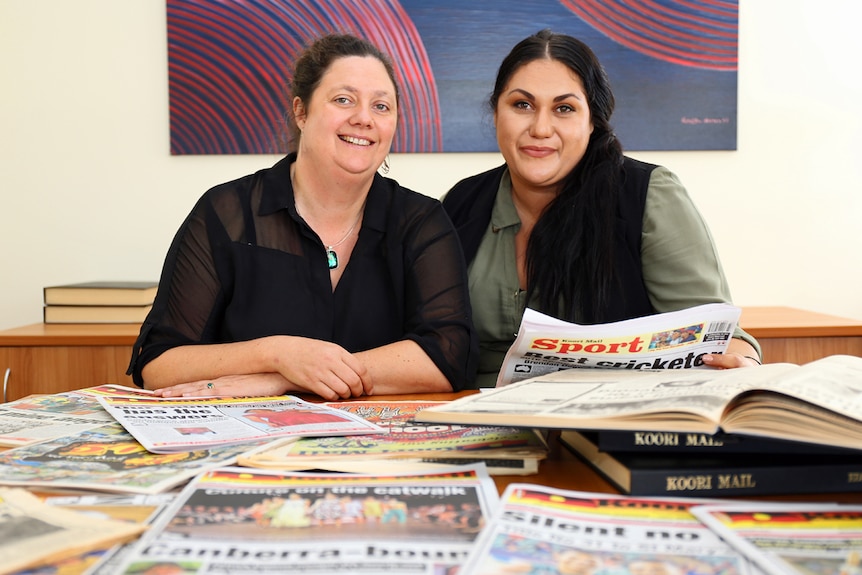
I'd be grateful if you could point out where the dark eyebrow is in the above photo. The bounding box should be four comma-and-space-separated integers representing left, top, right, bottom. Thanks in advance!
507, 88, 583, 102
333, 85, 394, 100
555, 93, 583, 103
507, 88, 535, 100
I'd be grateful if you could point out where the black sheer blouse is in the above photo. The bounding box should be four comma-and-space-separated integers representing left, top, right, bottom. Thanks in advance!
128, 154, 478, 391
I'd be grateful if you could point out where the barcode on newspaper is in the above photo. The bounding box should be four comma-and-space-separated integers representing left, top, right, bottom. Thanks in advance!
707, 321, 733, 334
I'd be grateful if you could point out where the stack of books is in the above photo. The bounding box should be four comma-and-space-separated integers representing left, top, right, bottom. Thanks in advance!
42, 281, 158, 324
559, 429, 862, 498
415, 354, 862, 497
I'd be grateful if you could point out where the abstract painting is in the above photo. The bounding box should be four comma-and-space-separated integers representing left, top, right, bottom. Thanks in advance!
167, 0, 738, 154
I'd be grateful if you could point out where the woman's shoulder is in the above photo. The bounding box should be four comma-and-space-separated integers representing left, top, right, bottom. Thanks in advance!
199, 156, 291, 211
622, 157, 689, 200
368, 175, 453, 236
621, 155, 661, 178
374, 173, 441, 209
622, 156, 681, 183
439, 164, 507, 226
445, 164, 507, 198
203, 172, 257, 198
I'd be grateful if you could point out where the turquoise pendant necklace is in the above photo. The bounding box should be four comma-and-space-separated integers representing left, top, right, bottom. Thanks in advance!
326, 248, 339, 269
323, 211, 362, 270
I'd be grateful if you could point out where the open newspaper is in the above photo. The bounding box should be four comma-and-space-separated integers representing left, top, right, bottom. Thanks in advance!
497, 303, 740, 386
458, 483, 758, 575
692, 502, 862, 575
96, 394, 385, 453
113, 464, 500, 575
417, 354, 862, 450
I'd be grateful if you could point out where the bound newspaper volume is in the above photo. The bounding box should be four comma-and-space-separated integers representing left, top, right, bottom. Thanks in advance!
560, 429, 862, 497
417, 354, 862, 450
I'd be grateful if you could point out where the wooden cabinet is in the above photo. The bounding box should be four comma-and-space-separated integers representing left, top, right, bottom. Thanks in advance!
0, 323, 140, 402
739, 306, 862, 365
1, 307, 859, 402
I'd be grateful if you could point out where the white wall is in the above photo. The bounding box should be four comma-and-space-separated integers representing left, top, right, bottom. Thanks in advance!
1, 0, 860, 331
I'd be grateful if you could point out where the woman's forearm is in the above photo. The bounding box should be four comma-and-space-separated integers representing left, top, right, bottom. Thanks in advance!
355, 340, 452, 395
141, 338, 276, 390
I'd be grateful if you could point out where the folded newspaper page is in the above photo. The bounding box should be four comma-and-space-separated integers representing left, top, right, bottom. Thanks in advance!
40, 493, 176, 575
0, 487, 147, 575
0, 391, 113, 447
96, 395, 386, 453
458, 483, 758, 575
0, 422, 269, 494
692, 502, 862, 575
497, 302, 740, 386
113, 464, 500, 575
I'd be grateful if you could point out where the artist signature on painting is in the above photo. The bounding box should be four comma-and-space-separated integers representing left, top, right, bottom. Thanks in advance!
681, 117, 730, 125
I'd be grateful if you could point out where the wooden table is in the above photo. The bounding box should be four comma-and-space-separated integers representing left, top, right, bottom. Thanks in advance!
739, 306, 862, 364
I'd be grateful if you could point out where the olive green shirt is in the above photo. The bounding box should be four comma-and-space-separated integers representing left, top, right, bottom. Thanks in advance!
467, 167, 760, 387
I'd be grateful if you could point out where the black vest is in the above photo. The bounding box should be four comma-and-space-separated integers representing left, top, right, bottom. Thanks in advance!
443, 157, 657, 324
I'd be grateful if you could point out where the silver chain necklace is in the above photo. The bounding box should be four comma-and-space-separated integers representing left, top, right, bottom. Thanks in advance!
295, 202, 363, 270
322, 211, 362, 270
292, 165, 364, 270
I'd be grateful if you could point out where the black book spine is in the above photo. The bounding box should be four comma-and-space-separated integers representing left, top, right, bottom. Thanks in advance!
596, 430, 859, 455
626, 461, 862, 497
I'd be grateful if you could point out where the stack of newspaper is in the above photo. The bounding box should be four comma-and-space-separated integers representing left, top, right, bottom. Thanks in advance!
238, 400, 549, 475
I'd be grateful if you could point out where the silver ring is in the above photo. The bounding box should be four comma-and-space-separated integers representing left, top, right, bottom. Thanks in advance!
206, 382, 214, 389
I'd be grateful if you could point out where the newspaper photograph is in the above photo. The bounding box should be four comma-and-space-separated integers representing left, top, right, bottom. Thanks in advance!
692, 502, 862, 575
459, 483, 758, 575
114, 464, 500, 575
96, 395, 386, 453
497, 303, 740, 386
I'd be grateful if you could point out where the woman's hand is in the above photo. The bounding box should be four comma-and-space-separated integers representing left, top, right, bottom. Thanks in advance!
701, 353, 761, 369
153, 373, 292, 398
266, 336, 372, 399
701, 338, 762, 369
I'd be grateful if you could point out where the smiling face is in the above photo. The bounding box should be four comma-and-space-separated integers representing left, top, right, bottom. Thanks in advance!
494, 58, 593, 195
293, 55, 397, 179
